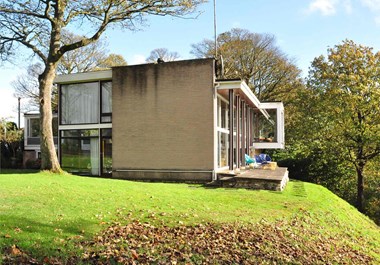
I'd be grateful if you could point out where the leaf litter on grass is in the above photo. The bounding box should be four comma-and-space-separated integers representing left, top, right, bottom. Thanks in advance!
76, 212, 373, 265
1, 212, 375, 264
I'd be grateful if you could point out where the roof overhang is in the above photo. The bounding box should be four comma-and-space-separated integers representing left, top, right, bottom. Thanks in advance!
215, 80, 279, 118
54, 70, 112, 84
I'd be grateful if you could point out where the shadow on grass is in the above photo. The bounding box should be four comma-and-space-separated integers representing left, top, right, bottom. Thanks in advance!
0, 215, 97, 259
0, 169, 40, 175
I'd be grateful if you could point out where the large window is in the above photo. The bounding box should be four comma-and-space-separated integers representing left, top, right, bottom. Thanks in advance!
60, 129, 99, 175
61, 82, 99, 124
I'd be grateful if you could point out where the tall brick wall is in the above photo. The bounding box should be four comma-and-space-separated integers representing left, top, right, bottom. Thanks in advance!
112, 59, 215, 182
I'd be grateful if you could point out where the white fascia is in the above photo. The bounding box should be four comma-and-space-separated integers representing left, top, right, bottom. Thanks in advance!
215, 80, 268, 117
54, 70, 112, 84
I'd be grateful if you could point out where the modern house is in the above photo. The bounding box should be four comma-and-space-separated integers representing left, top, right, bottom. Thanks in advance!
54, 58, 284, 182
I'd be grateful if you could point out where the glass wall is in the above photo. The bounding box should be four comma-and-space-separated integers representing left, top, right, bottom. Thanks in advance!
59, 80, 113, 176
60, 129, 99, 175
61, 82, 99, 124
217, 97, 229, 168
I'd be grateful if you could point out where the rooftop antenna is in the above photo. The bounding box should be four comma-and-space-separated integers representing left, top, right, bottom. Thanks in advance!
213, 0, 217, 57
213, 0, 224, 79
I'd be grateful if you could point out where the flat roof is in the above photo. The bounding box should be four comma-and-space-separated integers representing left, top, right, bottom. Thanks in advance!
215, 80, 283, 118
54, 70, 112, 84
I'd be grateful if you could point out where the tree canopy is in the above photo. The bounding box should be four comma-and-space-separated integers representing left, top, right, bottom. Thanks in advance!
58, 31, 127, 74
305, 40, 380, 212
146, 48, 180, 63
191, 28, 303, 101
0, 0, 205, 171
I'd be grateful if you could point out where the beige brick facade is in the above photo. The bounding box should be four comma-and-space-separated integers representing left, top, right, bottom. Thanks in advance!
112, 59, 215, 182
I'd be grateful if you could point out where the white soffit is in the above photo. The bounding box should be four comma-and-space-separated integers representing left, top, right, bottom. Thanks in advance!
54, 70, 112, 84
216, 80, 261, 108
216, 80, 271, 117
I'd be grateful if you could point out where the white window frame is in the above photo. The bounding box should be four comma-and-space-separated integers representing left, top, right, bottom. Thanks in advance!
252, 102, 285, 149
216, 95, 230, 169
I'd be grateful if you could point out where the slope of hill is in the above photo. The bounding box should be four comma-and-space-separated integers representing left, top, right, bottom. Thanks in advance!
0, 171, 379, 264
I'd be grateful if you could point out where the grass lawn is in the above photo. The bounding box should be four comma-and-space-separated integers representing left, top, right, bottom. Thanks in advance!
0, 170, 379, 263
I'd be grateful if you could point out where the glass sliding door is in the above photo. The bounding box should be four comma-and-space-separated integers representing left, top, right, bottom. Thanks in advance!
60, 129, 100, 175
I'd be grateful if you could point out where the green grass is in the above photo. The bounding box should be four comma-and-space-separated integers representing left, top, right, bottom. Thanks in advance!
0, 170, 379, 263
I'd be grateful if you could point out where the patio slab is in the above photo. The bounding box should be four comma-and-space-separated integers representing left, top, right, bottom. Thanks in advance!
217, 167, 289, 191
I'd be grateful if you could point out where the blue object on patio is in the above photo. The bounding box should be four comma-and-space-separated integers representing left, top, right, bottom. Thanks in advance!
245, 154, 255, 165
254, 154, 271, 164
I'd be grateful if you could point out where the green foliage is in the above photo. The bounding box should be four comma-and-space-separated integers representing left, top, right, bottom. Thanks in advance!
306, 40, 380, 211
364, 159, 380, 224
0, 172, 379, 263
0, 119, 23, 168
307, 40, 380, 165
278, 39, 380, 221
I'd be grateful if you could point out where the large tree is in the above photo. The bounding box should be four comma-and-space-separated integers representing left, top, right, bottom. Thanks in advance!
58, 31, 127, 74
306, 40, 380, 212
0, 0, 204, 172
191, 28, 303, 101
146, 48, 180, 63
13, 34, 127, 111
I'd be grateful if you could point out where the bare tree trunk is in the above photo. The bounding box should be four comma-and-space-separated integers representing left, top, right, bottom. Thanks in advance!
356, 164, 365, 213
39, 63, 62, 173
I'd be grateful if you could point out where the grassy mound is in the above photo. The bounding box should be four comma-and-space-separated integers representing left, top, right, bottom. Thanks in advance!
0, 171, 379, 264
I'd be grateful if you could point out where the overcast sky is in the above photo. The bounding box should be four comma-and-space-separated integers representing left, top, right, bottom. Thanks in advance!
1, 0, 380, 125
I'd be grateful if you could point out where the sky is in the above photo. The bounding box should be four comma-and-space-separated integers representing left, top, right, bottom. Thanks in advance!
1, 0, 380, 126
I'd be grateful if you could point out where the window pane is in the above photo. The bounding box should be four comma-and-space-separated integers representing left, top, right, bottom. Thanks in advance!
218, 132, 229, 168
101, 129, 112, 175
61, 137, 99, 176
29, 118, 40, 137
101, 128, 112, 137
101, 115, 112, 123
253, 109, 277, 143
217, 98, 229, 129
61, 82, 99, 124
101, 82, 112, 114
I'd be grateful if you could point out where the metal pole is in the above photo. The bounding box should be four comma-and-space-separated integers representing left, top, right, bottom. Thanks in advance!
213, 0, 217, 57
18, 97, 21, 129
